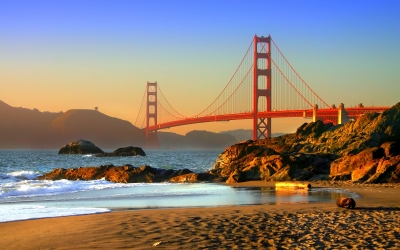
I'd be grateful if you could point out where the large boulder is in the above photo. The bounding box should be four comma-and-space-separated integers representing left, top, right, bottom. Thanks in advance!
58, 140, 104, 154
336, 198, 356, 209
95, 146, 146, 157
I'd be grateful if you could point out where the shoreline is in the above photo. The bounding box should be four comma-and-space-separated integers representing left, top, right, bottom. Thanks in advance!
1, 181, 400, 249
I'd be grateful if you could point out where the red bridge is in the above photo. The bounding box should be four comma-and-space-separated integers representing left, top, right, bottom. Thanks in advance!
135, 35, 389, 147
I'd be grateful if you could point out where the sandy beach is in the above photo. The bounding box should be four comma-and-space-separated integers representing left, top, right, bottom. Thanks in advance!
1, 181, 400, 250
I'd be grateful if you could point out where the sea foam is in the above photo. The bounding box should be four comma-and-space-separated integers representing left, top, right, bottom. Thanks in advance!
0, 178, 170, 199
0, 204, 110, 222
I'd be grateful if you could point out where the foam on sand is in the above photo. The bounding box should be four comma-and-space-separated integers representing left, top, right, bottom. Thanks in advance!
0, 204, 110, 222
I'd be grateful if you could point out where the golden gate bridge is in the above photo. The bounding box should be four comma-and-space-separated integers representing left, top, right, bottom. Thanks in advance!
135, 35, 389, 147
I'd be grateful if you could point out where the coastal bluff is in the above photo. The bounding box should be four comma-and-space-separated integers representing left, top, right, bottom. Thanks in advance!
210, 102, 400, 184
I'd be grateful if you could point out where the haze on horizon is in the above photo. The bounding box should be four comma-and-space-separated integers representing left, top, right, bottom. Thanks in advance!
1, 0, 399, 135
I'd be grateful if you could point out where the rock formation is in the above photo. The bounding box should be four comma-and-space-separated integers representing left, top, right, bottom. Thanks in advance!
36, 164, 194, 183
336, 198, 356, 209
95, 146, 146, 157
43, 103, 400, 184
210, 103, 400, 183
58, 140, 104, 154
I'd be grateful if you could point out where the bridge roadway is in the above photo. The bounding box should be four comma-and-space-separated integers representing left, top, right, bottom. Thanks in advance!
147, 106, 390, 131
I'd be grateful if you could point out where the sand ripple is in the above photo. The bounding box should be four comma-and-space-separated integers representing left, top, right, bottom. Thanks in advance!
112, 208, 400, 249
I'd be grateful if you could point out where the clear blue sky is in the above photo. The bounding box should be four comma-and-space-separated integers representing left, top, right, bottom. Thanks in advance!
1, 0, 399, 134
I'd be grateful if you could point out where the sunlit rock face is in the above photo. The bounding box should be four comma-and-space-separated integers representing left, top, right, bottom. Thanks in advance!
210, 103, 400, 183
36, 165, 195, 183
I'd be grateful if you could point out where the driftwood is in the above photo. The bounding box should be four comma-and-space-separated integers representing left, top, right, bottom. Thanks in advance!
275, 182, 311, 189
336, 198, 356, 209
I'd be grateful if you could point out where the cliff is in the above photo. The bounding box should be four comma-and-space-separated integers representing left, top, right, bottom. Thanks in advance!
210, 102, 400, 183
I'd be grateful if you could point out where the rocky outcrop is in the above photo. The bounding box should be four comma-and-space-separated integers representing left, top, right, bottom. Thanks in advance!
209, 140, 334, 183
58, 140, 104, 154
169, 172, 215, 183
36, 164, 196, 183
330, 141, 400, 183
210, 103, 400, 183
95, 146, 146, 157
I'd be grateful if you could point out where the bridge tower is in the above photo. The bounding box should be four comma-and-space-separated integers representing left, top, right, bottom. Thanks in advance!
146, 82, 159, 148
253, 35, 272, 140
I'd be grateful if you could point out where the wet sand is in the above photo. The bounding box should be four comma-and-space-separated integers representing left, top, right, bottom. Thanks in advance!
1, 181, 400, 249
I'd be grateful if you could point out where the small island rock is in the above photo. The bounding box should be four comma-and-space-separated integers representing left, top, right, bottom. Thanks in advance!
58, 140, 104, 154
96, 146, 146, 157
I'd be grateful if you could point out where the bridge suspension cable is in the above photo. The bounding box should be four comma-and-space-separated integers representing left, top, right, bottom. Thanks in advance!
270, 37, 331, 109
135, 35, 333, 131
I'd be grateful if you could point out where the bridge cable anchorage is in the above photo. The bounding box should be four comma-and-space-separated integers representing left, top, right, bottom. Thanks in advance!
270, 37, 330, 109
192, 39, 255, 117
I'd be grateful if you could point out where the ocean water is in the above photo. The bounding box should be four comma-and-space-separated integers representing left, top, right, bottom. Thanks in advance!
0, 149, 358, 222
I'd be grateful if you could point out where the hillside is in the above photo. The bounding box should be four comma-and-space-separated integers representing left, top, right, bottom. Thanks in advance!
0, 100, 245, 149
220, 129, 286, 141
51, 109, 145, 149
0, 101, 145, 149
158, 130, 237, 149
0, 101, 60, 148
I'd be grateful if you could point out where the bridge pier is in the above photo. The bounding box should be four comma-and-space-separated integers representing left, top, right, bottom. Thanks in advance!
253, 35, 272, 140
312, 104, 318, 122
338, 103, 349, 125
146, 82, 159, 148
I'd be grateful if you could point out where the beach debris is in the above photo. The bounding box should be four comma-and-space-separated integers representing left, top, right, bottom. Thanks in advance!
336, 197, 356, 209
152, 241, 162, 246
275, 182, 311, 189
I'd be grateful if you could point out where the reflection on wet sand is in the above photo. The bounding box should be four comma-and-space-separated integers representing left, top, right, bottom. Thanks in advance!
275, 187, 310, 204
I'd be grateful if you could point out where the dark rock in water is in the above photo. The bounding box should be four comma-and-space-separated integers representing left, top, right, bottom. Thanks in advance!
336, 198, 356, 209
35, 164, 205, 183
58, 140, 104, 154
96, 146, 146, 157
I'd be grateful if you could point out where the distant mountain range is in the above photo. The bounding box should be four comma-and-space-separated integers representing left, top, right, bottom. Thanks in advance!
0, 100, 287, 149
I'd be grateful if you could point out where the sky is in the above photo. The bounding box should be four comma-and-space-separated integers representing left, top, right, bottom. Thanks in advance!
1, 0, 399, 135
